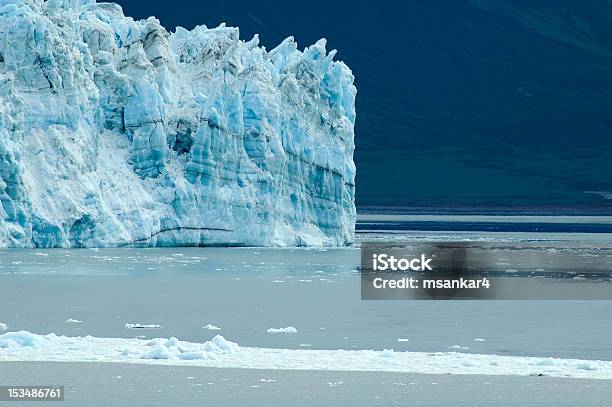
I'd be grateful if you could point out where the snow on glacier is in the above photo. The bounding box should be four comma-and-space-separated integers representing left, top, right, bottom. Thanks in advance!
0, 0, 356, 247
2, 330, 612, 379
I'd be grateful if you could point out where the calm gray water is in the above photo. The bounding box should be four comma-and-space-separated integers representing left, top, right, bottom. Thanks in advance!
1, 245, 612, 359
2, 226, 612, 406
1, 362, 610, 407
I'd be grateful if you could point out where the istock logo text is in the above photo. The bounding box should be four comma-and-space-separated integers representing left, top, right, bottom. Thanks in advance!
372, 253, 433, 272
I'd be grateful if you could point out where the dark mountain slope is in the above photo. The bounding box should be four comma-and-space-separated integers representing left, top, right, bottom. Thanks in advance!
115, 0, 612, 209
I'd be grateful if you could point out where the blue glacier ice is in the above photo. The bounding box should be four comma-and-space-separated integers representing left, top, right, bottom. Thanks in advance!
0, 0, 356, 247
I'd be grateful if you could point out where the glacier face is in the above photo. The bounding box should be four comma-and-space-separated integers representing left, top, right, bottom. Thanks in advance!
0, 0, 356, 247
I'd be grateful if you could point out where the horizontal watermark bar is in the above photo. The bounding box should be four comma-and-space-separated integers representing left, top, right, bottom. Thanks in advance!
361, 242, 612, 300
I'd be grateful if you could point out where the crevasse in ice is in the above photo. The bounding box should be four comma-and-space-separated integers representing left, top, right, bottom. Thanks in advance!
0, 0, 356, 247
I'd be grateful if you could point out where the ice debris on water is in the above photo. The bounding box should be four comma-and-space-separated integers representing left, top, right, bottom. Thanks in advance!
125, 323, 163, 329
65, 319, 83, 324
266, 327, 298, 334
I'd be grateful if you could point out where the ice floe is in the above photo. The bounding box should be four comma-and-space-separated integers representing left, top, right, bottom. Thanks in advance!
266, 327, 298, 334
125, 323, 163, 329
65, 319, 83, 324
1, 331, 612, 379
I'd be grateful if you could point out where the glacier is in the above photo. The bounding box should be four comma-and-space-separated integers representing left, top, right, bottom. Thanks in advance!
0, 0, 356, 247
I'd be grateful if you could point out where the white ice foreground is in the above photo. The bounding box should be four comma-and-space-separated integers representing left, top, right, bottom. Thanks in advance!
1, 331, 611, 379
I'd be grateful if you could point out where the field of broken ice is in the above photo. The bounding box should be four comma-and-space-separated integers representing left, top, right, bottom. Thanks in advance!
2, 330, 612, 379
1, 228, 612, 379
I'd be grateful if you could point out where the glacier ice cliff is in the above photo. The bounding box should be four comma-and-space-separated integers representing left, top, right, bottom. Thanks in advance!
0, 0, 356, 247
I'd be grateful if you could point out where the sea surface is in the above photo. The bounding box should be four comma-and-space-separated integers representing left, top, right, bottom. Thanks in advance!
1, 215, 612, 405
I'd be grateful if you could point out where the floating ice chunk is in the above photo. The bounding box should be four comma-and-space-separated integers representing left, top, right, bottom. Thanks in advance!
125, 323, 163, 329
65, 319, 83, 324
266, 327, 298, 334
576, 362, 598, 371
203, 324, 221, 330
473, 338, 486, 342
140, 335, 237, 360
178, 352, 207, 360
0, 323, 7, 332
0, 331, 50, 349
448, 345, 470, 350
536, 358, 556, 366
327, 381, 344, 387
165, 337, 180, 347
397, 338, 410, 342
205, 335, 240, 353
144, 344, 171, 360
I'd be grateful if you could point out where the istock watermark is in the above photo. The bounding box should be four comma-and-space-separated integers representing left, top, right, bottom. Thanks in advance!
371, 253, 433, 271
360, 242, 612, 300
